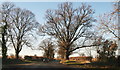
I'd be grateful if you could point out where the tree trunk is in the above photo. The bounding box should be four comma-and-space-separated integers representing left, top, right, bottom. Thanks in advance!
65, 50, 70, 60
2, 33, 7, 60
15, 51, 19, 59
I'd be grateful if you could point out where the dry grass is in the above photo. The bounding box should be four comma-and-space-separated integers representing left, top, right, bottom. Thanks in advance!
60, 60, 120, 70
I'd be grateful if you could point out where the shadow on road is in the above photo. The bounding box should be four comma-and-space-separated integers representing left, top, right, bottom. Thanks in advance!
2, 68, 120, 70
2, 68, 88, 70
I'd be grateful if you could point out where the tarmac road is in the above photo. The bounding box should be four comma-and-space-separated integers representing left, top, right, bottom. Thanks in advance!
2, 61, 88, 70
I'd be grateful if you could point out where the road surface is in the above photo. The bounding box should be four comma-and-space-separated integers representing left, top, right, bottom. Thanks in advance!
2, 61, 87, 70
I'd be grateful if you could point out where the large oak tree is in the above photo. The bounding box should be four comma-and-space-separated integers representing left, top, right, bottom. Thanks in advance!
40, 2, 96, 60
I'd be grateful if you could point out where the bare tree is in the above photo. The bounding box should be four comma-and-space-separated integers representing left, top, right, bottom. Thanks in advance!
40, 2, 96, 60
91, 35, 118, 61
39, 38, 55, 59
97, 3, 119, 40
0, 2, 15, 60
97, 40, 118, 62
8, 7, 38, 59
